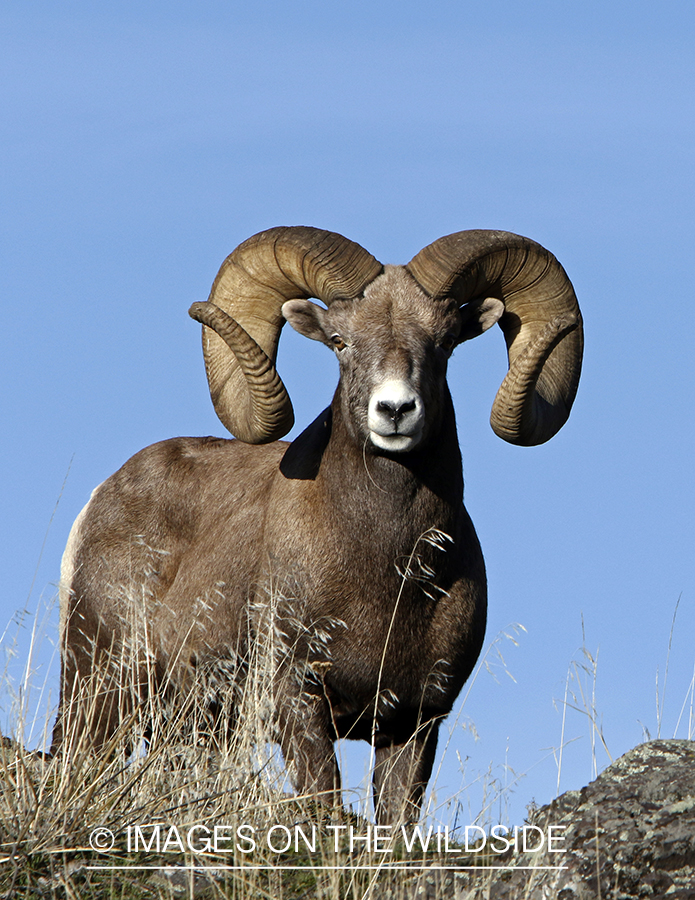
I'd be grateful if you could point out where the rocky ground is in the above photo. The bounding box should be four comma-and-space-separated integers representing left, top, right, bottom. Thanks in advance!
484, 738, 695, 899
386, 739, 695, 899
3, 737, 693, 898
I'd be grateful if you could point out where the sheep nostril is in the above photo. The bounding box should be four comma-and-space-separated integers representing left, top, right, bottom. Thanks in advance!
377, 399, 416, 425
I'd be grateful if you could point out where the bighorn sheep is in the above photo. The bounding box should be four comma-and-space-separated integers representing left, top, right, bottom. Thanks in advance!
52, 226, 582, 824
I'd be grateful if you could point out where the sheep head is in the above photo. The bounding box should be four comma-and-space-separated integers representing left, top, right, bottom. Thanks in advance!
189, 226, 583, 449
282, 266, 502, 453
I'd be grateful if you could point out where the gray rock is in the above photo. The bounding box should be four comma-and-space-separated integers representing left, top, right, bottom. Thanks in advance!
472, 739, 695, 899
382, 739, 695, 900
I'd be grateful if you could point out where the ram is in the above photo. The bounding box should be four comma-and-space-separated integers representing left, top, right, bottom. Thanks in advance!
52, 226, 582, 824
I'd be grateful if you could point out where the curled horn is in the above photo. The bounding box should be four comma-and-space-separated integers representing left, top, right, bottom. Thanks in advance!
407, 230, 583, 446
189, 226, 383, 443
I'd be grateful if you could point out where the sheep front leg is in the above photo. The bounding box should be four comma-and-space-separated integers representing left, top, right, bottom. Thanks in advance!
372, 720, 440, 826
277, 691, 341, 809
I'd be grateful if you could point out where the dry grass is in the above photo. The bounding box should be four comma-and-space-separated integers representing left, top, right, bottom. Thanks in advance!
13, 537, 693, 897
0, 565, 513, 900
5, 578, 693, 900
552, 605, 695, 798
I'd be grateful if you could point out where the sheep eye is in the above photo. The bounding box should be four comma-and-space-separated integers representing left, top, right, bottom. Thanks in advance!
440, 333, 456, 353
331, 334, 347, 351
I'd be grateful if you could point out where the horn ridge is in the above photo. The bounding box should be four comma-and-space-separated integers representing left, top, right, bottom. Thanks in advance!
196, 227, 382, 443
407, 229, 583, 446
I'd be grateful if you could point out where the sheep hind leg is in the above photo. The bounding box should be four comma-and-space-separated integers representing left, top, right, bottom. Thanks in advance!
50, 648, 125, 758
50, 627, 150, 760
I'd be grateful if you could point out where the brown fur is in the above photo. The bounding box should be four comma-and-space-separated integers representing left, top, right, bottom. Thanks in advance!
53, 267, 490, 825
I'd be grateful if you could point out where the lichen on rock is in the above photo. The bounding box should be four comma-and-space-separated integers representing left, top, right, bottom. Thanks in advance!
472, 739, 695, 899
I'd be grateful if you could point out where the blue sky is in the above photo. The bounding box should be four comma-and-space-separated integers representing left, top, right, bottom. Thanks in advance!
2, 0, 694, 826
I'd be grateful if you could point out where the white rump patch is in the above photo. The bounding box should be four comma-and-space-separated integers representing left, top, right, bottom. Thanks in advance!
59, 482, 104, 642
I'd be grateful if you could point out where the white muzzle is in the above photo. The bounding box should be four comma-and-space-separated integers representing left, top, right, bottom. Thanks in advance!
367, 380, 425, 452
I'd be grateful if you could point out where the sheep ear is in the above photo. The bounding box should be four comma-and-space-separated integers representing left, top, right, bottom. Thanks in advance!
282, 299, 330, 345
458, 296, 504, 343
